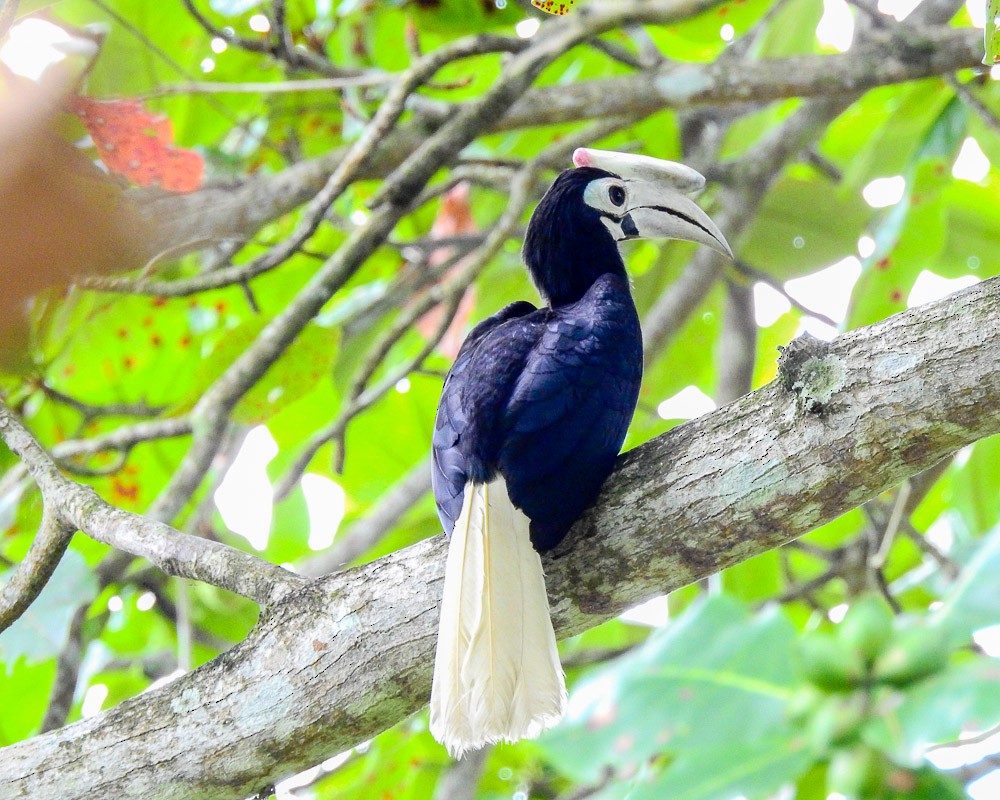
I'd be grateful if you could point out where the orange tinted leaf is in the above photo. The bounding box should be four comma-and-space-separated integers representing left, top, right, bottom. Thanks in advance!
532, 0, 576, 13
414, 182, 478, 358
71, 96, 204, 193
0, 81, 153, 368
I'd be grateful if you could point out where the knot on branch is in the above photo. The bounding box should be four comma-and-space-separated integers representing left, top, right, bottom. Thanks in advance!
777, 334, 846, 416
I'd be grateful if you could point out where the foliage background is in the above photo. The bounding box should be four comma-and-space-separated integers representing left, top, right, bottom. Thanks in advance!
0, 0, 999, 798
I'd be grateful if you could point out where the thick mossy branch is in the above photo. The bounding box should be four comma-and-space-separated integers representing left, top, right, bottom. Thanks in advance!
1, 277, 998, 800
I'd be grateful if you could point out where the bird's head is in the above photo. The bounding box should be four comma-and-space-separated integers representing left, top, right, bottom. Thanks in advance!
523, 148, 731, 307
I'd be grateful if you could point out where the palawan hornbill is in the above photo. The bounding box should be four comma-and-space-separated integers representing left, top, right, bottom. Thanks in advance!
429, 148, 732, 757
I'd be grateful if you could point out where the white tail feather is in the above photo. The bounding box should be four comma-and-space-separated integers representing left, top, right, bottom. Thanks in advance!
430, 478, 567, 758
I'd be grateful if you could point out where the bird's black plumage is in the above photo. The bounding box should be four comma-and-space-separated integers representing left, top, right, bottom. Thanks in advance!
431, 167, 642, 552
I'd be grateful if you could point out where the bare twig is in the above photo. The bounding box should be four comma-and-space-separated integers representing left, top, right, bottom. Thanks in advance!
38, 382, 165, 422
873, 481, 912, 569
139, 75, 396, 97
717, 278, 758, 404
181, 0, 363, 78
0, 402, 305, 606
949, 74, 1000, 136
0, 509, 75, 633
732, 259, 841, 329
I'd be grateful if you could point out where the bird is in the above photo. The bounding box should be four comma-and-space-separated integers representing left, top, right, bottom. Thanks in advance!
428, 147, 732, 758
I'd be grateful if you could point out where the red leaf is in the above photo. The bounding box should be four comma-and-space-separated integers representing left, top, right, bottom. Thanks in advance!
70, 96, 204, 193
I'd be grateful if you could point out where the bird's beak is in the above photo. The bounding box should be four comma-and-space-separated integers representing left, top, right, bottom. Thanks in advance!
620, 181, 733, 259
574, 147, 733, 259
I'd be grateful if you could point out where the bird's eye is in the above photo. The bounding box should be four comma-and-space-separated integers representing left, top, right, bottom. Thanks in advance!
608, 185, 626, 207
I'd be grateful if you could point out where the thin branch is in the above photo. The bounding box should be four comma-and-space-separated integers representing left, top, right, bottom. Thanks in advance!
139, 75, 396, 97
872, 481, 911, 569
0, 402, 306, 606
949, 74, 1000, 136
586, 36, 648, 70
181, 0, 362, 78
335, 287, 464, 471
717, 278, 758, 404
52, 417, 193, 459
180, 0, 270, 54
432, 746, 492, 800
927, 722, 1000, 752
903, 519, 960, 578
733, 259, 841, 329
0, 509, 75, 633
37, 382, 165, 422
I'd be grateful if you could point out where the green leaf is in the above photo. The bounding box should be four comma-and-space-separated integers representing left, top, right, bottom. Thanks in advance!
863, 658, 1000, 764
0, 657, 54, 745
936, 518, 1000, 641
833, 82, 954, 192
0, 549, 98, 666
751, 0, 823, 58
191, 320, 339, 425
631, 735, 814, 800
986, 0, 1000, 64
952, 437, 1000, 535
740, 175, 873, 279
309, 720, 446, 799
541, 595, 800, 785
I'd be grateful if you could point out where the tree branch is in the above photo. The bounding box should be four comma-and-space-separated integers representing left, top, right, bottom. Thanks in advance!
2, 275, 997, 800
146, 2, 711, 527
0, 405, 305, 607
0, 508, 74, 633
100, 21, 980, 278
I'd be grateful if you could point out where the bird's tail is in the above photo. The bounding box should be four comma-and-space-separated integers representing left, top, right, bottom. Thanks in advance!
430, 477, 567, 759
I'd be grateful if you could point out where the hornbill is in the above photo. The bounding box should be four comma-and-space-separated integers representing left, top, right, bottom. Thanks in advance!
429, 148, 732, 758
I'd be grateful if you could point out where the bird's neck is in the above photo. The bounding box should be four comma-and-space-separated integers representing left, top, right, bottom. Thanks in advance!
523, 212, 628, 308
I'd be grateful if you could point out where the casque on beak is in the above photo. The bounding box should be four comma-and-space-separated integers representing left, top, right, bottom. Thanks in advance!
574, 147, 733, 259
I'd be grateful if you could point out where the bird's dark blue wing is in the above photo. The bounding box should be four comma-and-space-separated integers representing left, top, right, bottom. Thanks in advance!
432, 274, 642, 551
431, 301, 538, 536
499, 274, 642, 550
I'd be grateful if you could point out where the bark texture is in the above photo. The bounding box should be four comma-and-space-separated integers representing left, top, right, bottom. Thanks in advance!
1, 276, 998, 799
